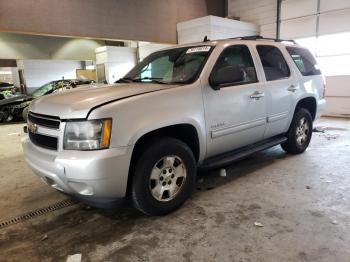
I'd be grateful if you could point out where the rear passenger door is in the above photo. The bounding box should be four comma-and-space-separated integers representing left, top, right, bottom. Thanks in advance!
255, 45, 297, 138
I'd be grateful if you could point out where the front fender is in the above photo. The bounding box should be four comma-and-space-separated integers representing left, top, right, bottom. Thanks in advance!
88, 83, 207, 162
129, 117, 206, 162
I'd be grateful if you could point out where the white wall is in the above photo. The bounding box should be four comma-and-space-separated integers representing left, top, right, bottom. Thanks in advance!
18, 60, 83, 92
177, 15, 258, 44
95, 46, 137, 84
280, 0, 350, 39
280, 0, 318, 39
228, 0, 350, 40
324, 76, 350, 117
0, 33, 105, 92
0, 32, 104, 60
228, 0, 277, 37
0, 67, 13, 83
11, 68, 20, 87
280, 0, 350, 116
138, 43, 173, 61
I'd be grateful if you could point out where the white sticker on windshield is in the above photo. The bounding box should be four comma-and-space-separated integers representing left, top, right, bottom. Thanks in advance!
186, 46, 211, 54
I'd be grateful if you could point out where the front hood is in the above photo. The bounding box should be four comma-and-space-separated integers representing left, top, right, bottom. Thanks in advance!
0, 95, 32, 106
30, 83, 177, 119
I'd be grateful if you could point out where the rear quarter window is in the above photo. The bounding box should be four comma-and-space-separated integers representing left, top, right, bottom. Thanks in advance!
286, 47, 321, 76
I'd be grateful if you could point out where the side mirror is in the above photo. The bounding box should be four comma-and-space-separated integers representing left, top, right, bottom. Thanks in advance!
209, 64, 244, 90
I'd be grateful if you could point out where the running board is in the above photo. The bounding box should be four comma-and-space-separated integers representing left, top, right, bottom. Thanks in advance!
200, 136, 287, 170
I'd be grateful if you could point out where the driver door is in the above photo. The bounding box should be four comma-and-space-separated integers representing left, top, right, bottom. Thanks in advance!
203, 44, 267, 158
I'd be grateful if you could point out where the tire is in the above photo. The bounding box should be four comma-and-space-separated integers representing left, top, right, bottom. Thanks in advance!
4, 113, 13, 123
131, 137, 197, 216
0, 110, 7, 123
281, 108, 313, 154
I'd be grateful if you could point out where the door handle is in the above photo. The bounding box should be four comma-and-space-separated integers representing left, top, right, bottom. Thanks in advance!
287, 85, 298, 92
250, 91, 265, 100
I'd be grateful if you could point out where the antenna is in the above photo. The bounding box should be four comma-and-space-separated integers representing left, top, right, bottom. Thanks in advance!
203, 36, 210, 42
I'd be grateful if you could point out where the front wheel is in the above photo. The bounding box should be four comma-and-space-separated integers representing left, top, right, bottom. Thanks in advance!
131, 138, 196, 216
0, 110, 8, 123
281, 108, 313, 154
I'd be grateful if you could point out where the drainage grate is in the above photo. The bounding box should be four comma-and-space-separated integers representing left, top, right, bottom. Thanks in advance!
0, 198, 79, 229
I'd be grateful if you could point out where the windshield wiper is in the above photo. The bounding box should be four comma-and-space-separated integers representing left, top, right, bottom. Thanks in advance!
133, 77, 169, 84
116, 77, 169, 84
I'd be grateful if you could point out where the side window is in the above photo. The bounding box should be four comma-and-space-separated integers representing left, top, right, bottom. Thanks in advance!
211, 45, 258, 86
256, 45, 290, 81
286, 47, 321, 76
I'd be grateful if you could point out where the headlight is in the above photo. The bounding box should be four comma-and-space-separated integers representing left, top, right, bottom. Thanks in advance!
63, 119, 112, 150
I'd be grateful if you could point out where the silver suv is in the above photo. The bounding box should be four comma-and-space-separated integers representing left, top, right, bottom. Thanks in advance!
22, 36, 326, 215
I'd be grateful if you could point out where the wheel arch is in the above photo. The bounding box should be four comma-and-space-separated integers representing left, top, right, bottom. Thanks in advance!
294, 96, 317, 120
126, 123, 201, 197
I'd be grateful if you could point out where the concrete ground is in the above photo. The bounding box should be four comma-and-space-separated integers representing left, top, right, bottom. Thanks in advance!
0, 117, 349, 262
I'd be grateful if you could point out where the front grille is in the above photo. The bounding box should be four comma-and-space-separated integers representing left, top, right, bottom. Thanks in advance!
29, 132, 58, 150
28, 112, 60, 129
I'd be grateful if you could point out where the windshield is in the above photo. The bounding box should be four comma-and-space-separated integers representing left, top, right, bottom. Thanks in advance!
31, 82, 55, 98
121, 46, 213, 84
31, 81, 69, 98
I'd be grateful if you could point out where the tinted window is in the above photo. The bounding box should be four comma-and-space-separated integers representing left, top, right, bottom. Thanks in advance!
211, 45, 257, 85
257, 45, 290, 81
286, 47, 321, 76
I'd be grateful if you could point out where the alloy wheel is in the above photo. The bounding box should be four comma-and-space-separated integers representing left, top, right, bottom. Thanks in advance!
296, 117, 310, 146
149, 155, 187, 202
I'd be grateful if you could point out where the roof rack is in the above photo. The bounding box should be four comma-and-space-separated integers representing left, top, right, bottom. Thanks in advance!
230, 35, 296, 44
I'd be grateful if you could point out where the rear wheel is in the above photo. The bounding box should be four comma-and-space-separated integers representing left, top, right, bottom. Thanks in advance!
131, 138, 196, 216
281, 108, 313, 154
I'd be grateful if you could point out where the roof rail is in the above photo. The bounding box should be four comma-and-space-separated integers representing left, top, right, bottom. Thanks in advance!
231, 35, 296, 44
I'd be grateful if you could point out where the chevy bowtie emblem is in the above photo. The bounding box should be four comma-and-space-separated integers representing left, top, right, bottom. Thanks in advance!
28, 122, 38, 134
